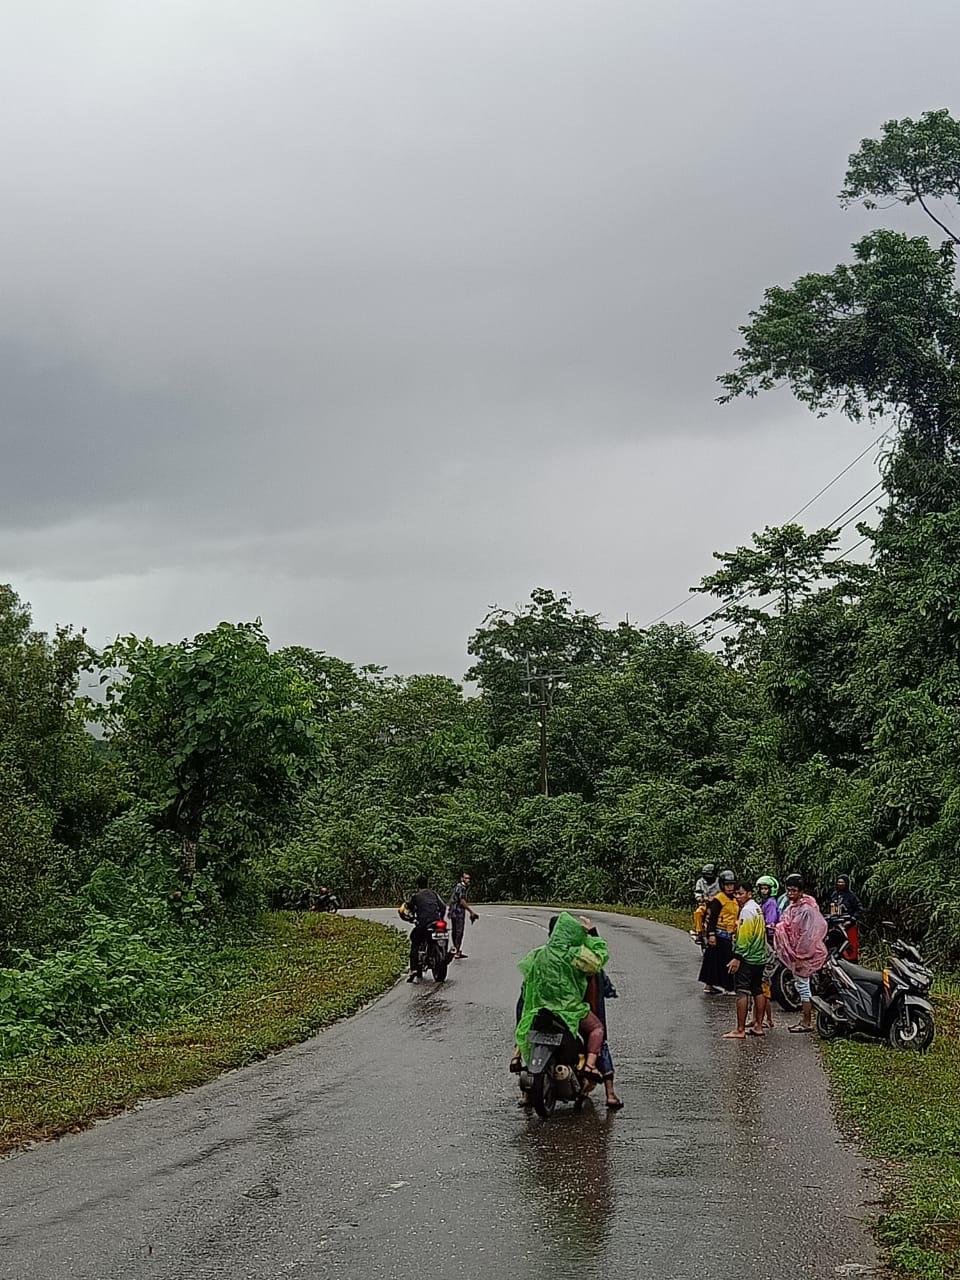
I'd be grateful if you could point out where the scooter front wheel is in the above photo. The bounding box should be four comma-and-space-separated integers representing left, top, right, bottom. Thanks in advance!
888, 1007, 935, 1052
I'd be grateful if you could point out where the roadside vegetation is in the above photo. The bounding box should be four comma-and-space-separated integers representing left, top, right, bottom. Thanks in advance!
0, 912, 405, 1153
2, 105, 959, 1271
823, 980, 960, 1280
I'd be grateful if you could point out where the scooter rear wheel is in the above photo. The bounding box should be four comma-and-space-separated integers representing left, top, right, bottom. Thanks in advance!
532, 1070, 557, 1119
815, 1009, 843, 1041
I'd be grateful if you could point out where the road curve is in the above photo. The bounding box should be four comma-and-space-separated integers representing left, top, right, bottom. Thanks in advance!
1, 907, 878, 1279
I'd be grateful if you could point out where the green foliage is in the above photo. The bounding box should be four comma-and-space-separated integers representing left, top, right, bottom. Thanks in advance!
0, 913, 197, 1059
841, 108, 960, 245
94, 621, 318, 892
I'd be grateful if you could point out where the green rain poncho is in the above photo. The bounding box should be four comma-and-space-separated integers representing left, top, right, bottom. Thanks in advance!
516, 912, 609, 1062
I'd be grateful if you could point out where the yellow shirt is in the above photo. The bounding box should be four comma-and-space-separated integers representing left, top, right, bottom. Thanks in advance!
712, 892, 739, 934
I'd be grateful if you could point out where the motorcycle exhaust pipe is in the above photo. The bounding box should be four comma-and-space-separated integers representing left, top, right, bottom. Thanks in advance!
552, 1064, 573, 1083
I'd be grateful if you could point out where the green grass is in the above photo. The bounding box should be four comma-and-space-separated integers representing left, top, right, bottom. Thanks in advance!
822, 979, 960, 1280
0, 911, 406, 1155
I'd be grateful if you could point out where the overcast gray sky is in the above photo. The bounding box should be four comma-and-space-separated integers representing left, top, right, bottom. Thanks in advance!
3, 1, 958, 675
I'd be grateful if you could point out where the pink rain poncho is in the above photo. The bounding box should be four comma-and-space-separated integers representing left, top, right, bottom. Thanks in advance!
773, 894, 828, 977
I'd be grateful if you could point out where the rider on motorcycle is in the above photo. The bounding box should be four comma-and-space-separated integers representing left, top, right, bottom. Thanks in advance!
513, 911, 609, 1087
401, 876, 448, 983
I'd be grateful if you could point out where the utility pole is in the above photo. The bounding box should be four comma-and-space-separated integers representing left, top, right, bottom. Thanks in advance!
525, 668, 561, 797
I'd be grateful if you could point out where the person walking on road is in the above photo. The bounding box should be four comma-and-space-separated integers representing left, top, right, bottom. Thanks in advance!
773, 873, 828, 1033
698, 870, 738, 993
448, 870, 478, 960
724, 884, 769, 1039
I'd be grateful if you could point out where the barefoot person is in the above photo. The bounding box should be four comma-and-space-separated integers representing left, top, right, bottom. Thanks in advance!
724, 884, 768, 1040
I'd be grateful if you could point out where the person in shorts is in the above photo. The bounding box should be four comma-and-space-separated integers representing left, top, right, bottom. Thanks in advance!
723, 884, 769, 1040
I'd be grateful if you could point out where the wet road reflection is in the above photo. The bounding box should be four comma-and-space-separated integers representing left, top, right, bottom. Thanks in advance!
512, 1104, 614, 1269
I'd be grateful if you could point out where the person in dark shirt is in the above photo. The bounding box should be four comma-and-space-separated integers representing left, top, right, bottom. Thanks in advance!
403, 875, 448, 982
826, 874, 863, 961
447, 870, 478, 959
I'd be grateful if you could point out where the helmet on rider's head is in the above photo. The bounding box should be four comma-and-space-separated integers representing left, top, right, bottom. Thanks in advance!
755, 875, 779, 897
701, 863, 717, 879
719, 869, 735, 887
784, 872, 804, 891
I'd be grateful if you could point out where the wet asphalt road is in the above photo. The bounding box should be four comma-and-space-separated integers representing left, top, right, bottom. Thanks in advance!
1, 908, 878, 1280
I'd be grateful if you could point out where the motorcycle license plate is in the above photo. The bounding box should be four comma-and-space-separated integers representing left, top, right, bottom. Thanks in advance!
431, 932, 447, 941
535, 1032, 563, 1046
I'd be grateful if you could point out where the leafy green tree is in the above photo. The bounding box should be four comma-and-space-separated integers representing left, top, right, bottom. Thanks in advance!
0, 586, 112, 952
841, 108, 960, 244
465, 588, 610, 744
96, 622, 317, 893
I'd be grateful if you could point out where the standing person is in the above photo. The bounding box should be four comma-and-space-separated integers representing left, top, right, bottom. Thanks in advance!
724, 883, 769, 1040
691, 863, 719, 943
826, 874, 863, 961
447, 870, 478, 960
773, 873, 828, 1033
401, 875, 448, 983
697, 871, 738, 994
755, 876, 780, 1030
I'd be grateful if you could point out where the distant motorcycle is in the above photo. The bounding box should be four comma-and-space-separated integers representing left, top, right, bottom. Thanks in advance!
811, 916, 935, 1051
411, 916, 450, 983
517, 1008, 595, 1119
308, 887, 340, 913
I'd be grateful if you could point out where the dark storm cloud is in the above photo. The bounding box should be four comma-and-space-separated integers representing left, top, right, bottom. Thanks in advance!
2, 0, 958, 671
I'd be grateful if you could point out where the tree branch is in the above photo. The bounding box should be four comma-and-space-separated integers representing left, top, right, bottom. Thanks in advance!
915, 192, 960, 244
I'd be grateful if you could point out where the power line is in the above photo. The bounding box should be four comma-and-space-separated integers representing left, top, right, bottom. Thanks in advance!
702, 533, 876, 644
687, 484, 885, 630
644, 431, 890, 626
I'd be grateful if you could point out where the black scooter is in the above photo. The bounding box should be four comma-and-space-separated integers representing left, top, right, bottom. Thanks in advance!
518, 1009, 594, 1119
811, 917, 935, 1051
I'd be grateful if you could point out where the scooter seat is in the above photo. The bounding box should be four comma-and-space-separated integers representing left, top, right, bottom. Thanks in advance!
836, 958, 884, 987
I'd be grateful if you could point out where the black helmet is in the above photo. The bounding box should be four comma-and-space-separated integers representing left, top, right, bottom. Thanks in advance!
784, 872, 804, 890
701, 863, 717, 879
719, 869, 735, 886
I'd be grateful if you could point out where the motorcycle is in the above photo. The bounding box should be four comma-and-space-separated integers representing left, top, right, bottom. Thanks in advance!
811, 916, 935, 1051
309, 886, 340, 913
414, 917, 450, 983
517, 1008, 596, 1119
766, 954, 802, 1012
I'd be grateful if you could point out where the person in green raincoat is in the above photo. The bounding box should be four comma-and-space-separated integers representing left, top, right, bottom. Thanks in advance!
513, 912, 609, 1084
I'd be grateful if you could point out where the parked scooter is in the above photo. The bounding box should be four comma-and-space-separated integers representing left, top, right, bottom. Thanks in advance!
517, 1008, 597, 1119
811, 916, 935, 1051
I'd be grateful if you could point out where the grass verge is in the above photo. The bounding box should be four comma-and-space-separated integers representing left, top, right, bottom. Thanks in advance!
0, 911, 406, 1155
821, 979, 960, 1280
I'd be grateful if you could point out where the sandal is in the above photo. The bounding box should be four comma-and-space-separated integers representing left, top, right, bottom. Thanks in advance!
605, 1097, 624, 1110
788, 1023, 812, 1034
582, 1065, 604, 1085
509, 1054, 523, 1074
